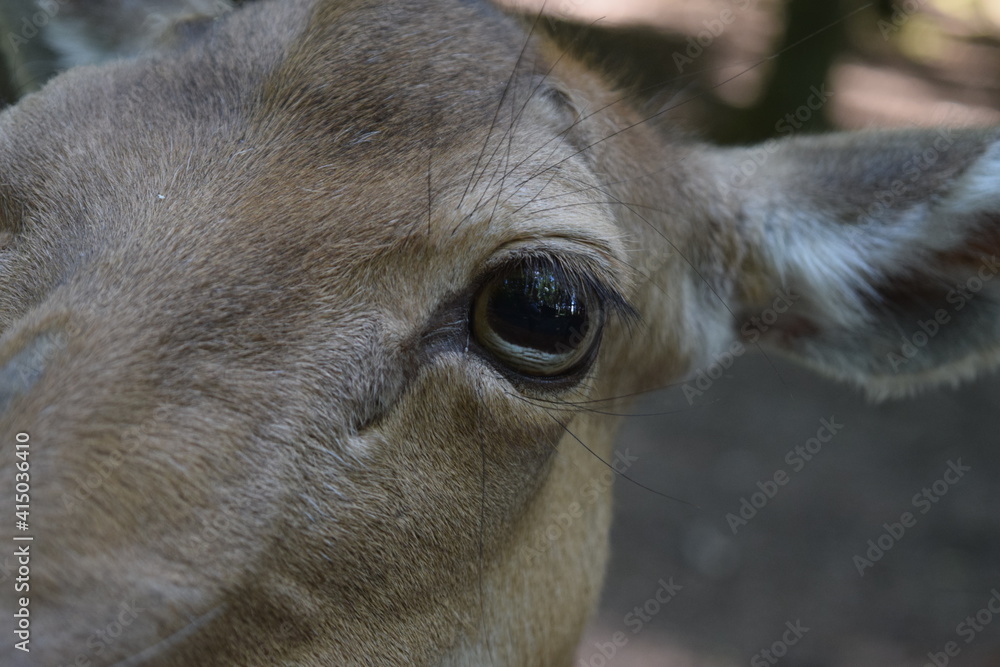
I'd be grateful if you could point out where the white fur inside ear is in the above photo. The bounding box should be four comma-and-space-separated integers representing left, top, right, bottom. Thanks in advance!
711, 130, 1000, 402
753, 207, 886, 332
756, 135, 1000, 334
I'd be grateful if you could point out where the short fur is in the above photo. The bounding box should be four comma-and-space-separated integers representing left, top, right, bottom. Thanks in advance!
0, 1, 999, 665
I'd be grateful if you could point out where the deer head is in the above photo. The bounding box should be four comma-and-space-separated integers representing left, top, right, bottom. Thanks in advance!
0, 1, 998, 665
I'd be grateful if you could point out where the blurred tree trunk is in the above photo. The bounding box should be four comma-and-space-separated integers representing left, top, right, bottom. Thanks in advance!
711, 0, 864, 144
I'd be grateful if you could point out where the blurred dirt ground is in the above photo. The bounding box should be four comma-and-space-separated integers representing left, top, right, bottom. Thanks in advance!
521, 1, 1000, 665
587, 358, 1000, 667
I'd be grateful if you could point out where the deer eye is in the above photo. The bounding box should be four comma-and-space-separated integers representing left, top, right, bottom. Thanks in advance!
472, 260, 602, 378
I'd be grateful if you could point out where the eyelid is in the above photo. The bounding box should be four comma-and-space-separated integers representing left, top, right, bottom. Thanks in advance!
477, 244, 640, 329
467, 255, 639, 392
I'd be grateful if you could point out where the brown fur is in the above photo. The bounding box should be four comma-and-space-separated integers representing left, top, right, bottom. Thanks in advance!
0, 1, 999, 665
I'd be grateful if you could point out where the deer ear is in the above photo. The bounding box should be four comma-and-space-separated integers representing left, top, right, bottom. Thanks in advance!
701, 128, 1000, 398
0, 0, 235, 95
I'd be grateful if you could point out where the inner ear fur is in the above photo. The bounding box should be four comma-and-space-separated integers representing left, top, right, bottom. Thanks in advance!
705, 130, 1000, 397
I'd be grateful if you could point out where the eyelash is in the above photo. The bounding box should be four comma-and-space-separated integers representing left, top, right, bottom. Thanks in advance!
466, 253, 638, 389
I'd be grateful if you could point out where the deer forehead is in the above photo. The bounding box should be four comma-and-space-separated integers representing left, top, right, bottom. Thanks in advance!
5, 5, 623, 298
0, 0, 637, 450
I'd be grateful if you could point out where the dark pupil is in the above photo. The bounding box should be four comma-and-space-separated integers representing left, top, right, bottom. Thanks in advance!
485, 269, 589, 354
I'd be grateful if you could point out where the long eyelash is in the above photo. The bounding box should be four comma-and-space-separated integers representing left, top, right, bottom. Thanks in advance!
499, 164, 795, 403
460, 6, 871, 571
467, 20, 604, 226
496, 252, 641, 332
456, 2, 550, 217
517, 392, 718, 418
506, 397, 698, 507
498, 4, 871, 200
467, 9, 555, 664
566, 178, 795, 397
548, 413, 696, 506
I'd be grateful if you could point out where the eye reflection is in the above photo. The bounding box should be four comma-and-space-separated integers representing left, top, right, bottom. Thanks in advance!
472, 261, 601, 378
